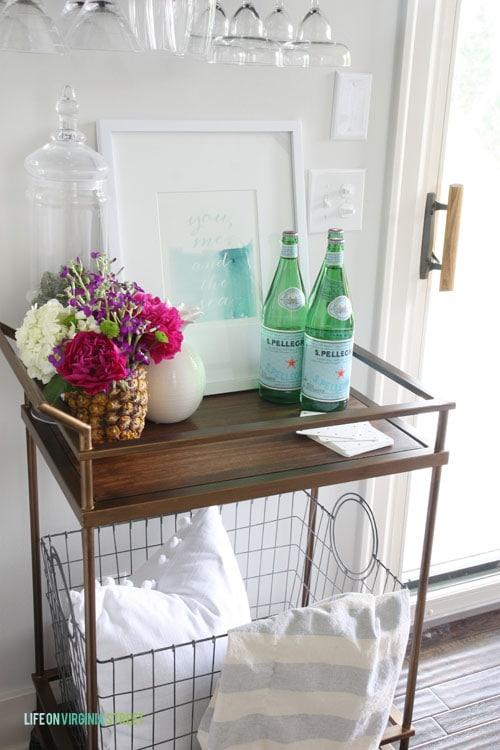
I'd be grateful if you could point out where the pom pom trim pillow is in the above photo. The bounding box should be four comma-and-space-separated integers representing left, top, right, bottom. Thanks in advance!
69, 506, 251, 749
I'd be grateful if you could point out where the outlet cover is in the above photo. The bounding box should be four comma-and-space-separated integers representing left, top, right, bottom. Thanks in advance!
308, 169, 365, 233
331, 72, 372, 140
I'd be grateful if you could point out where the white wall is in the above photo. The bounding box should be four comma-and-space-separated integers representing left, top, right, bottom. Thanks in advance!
0, 1, 405, 745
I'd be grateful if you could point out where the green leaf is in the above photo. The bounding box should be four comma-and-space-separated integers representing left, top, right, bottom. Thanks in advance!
155, 330, 168, 343
43, 375, 72, 405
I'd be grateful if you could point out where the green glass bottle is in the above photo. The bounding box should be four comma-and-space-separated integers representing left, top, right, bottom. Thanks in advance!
300, 228, 354, 412
259, 231, 308, 404
307, 227, 344, 310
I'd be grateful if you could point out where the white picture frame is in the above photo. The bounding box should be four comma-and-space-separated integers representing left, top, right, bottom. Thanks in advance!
97, 119, 308, 395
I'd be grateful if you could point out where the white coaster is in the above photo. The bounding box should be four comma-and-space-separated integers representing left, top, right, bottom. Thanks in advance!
297, 419, 394, 457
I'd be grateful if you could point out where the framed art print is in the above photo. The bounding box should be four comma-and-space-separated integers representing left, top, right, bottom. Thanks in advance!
97, 119, 308, 394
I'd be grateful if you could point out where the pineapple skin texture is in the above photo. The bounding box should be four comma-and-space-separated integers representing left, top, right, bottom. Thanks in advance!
65, 368, 148, 444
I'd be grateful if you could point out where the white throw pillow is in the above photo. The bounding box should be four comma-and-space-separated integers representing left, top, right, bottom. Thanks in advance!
199, 589, 410, 750
69, 506, 251, 749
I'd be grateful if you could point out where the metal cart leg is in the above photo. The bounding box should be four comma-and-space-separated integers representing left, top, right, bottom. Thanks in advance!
26, 428, 44, 680
302, 487, 319, 607
29, 728, 43, 749
400, 411, 449, 749
82, 525, 98, 750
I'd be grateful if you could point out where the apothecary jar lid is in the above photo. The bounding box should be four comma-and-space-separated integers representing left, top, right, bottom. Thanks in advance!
24, 84, 109, 184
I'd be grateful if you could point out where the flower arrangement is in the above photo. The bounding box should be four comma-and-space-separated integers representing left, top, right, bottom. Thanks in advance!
16, 252, 193, 405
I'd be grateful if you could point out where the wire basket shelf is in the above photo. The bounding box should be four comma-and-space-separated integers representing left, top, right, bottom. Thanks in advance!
41, 490, 405, 749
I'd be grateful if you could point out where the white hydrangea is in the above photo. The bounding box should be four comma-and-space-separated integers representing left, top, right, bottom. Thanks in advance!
15, 300, 99, 384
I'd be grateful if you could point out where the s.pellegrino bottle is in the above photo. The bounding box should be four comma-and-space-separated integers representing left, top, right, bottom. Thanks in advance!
300, 228, 354, 412
259, 231, 308, 404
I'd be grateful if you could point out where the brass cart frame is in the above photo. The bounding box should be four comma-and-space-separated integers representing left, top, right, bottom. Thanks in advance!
0, 321, 454, 750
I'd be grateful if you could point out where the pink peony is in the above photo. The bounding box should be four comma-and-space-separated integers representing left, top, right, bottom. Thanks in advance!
135, 293, 184, 364
56, 331, 129, 394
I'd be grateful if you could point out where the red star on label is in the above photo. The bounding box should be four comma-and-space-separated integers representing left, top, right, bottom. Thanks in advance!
336, 368, 345, 378
287, 357, 297, 369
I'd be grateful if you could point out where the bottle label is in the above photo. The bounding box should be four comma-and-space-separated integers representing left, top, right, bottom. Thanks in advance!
326, 250, 343, 265
281, 243, 298, 259
260, 327, 304, 390
301, 335, 353, 403
278, 287, 306, 311
327, 295, 352, 321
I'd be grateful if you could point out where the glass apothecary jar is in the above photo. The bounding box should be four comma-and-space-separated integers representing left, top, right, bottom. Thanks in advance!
24, 84, 109, 304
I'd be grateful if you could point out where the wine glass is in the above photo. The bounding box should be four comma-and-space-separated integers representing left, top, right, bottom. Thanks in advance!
206, 1, 230, 61
59, 0, 85, 36
212, 1, 281, 66
139, 0, 170, 51
0, 0, 65, 53
118, 0, 152, 49
164, 0, 194, 55
283, 0, 350, 68
212, 1, 228, 36
265, 0, 294, 43
65, 0, 141, 52
229, 1, 263, 37
298, 0, 331, 42
187, 0, 216, 58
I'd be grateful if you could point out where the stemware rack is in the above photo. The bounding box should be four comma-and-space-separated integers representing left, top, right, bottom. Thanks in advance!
0, 1, 351, 66
0, 320, 455, 749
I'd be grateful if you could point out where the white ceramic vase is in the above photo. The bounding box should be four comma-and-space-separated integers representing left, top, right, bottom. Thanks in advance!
146, 343, 206, 424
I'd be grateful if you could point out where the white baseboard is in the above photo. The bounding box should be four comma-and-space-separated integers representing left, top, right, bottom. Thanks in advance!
0, 689, 36, 749
410, 573, 500, 627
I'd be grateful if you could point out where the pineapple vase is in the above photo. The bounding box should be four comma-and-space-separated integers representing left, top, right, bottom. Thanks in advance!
65, 367, 148, 444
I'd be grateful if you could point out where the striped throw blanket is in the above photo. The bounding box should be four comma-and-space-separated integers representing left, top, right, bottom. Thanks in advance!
198, 589, 410, 750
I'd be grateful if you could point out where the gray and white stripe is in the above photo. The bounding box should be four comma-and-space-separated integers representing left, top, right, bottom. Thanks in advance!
198, 589, 410, 750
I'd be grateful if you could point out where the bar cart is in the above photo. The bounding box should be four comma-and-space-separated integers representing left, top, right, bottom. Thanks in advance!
0, 321, 454, 750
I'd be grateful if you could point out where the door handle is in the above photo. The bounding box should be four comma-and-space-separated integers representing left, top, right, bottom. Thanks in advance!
419, 184, 464, 291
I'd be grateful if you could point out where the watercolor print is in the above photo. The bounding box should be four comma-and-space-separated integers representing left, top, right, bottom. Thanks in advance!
157, 189, 261, 324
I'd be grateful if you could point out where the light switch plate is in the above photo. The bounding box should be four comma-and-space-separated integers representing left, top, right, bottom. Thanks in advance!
331, 72, 372, 140
307, 169, 365, 233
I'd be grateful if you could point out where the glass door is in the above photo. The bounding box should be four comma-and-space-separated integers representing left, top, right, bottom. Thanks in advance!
402, 0, 500, 593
